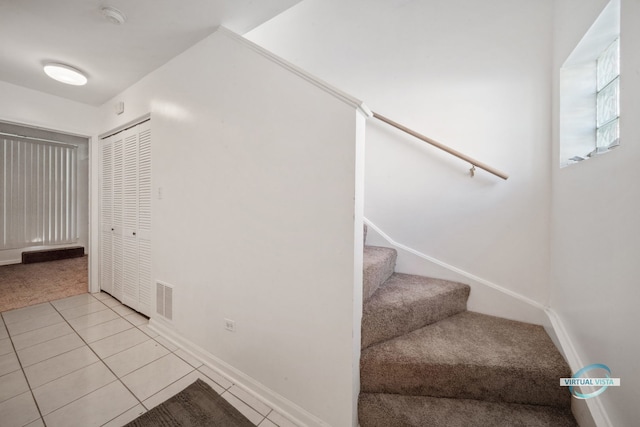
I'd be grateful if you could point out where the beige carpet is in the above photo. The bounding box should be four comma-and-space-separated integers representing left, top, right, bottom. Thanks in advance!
359, 225, 576, 426
0, 256, 88, 312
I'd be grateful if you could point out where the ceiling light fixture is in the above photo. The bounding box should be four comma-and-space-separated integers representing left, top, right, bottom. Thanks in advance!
43, 63, 88, 86
101, 6, 127, 25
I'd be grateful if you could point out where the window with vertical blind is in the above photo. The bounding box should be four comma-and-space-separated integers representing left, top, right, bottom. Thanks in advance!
1, 126, 83, 250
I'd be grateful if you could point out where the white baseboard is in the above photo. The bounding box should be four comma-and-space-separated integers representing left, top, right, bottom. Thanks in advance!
0, 259, 21, 266
545, 309, 612, 427
148, 318, 328, 427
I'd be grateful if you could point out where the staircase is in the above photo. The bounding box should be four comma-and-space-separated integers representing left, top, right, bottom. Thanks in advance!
359, 227, 577, 426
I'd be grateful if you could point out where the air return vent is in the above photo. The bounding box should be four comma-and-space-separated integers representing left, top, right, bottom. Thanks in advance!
156, 281, 173, 320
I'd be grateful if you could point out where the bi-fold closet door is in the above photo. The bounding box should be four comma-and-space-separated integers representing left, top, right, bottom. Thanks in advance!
100, 120, 152, 316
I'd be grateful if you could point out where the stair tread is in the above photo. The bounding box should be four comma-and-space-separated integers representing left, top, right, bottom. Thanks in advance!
361, 311, 571, 406
362, 273, 469, 348
359, 393, 577, 427
363, 246, 397, 301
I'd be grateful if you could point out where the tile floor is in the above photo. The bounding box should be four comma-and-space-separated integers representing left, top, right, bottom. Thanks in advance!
0, 292, 298, 427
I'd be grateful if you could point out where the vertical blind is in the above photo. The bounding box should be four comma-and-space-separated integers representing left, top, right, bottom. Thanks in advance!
0, 135, 78, 249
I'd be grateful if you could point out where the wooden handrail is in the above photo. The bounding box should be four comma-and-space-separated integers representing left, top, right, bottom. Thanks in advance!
372, 112, 509, 180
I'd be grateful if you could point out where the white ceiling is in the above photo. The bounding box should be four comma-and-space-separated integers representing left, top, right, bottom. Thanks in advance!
0, 0, 302, 105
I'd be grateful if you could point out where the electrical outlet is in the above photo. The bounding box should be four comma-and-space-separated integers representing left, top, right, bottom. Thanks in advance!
224, 318, 235, 332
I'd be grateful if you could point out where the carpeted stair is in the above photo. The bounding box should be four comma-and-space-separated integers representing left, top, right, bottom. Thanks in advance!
359, 226, 576, 426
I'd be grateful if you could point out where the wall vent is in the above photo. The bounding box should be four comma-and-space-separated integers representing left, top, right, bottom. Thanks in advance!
156, 281, 173, 320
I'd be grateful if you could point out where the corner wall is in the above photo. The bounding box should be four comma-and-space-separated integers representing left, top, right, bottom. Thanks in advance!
246, 0, 554, 314
551, 0, 640, 425
97, 29, 364, 427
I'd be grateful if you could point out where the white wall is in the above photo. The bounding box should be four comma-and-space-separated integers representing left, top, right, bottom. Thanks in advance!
97, 29, 365, 427
551, 0, 640, 425
247, 0, 554, 316
0, 80, 98, 266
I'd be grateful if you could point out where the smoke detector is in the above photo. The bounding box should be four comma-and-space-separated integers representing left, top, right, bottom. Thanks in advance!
101, 6, 126, 25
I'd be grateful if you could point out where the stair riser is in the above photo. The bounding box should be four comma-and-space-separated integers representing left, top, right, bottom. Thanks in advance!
360, 362, 571, 407
363, 247, 396, 301
358, 393, 577, 427
362, 285, 469, 349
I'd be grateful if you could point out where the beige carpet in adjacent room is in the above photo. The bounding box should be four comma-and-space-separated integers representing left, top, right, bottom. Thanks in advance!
0, 256, 88, 312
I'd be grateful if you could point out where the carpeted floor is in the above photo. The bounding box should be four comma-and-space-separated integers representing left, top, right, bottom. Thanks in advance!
359, 225, 577, 426
0, 256, 88, 312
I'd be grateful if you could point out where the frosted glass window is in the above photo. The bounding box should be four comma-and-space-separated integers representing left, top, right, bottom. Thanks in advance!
559, 0, 619, 167
597, 39, 619, 91
596, 118, 619, 149
597, 77, 619, 126
596, 37, 620, 151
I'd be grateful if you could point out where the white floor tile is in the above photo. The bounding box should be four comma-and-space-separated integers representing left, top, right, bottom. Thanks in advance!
101, 403, 146, 427
67, 309, 119, 331
142, 370, 203, 410
0, 391, 41, 427
121, 353, 193, 401
175, 348, 203, 368
197, 372, 226, 395
50, 293, 96, 311
5, 312, 64, 336
11, 322, 74, 351
104, 339, 169, 377
24, 418, 45, 427
0, 337, 13, 356
17, 333, 85, 367
0, 352, 21, 376
59, 301, 108, 320
140, 369, 228, 411
198, 364, 233, 389
24, 346, 99, 389
89, 327, 149, 359
91, 292, 113, 301
123, 312, 148, 326
228, 385, 272, 416
2, 302, 56, 325
0, 370, 29, 404
109, 304, 135, 317
75, 318, 134, 343
137, 324, 159, 338
258, 419, 278, 427
100, 297, 122, 308
44, 380, 138, 427
222, 391, 264, 425
0, 324, 8, 339
268, 411, 299, 427
33, 361, 116, 415
154, 335, 178, 352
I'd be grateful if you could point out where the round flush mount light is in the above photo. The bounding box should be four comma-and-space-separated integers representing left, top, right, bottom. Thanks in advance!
43, 63, 88, 86
101, 6, 126, 25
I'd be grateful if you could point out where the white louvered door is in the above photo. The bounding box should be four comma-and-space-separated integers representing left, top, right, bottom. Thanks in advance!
112, 133, 125, 302
137, 122, 152, 315
121, 127, 139, 310
99, 119, 151, 316
100, 138, 114, 295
